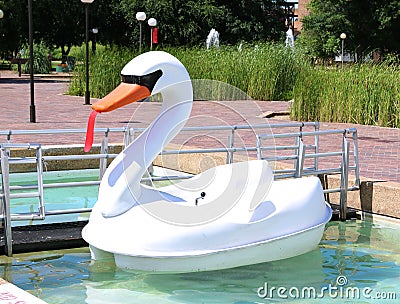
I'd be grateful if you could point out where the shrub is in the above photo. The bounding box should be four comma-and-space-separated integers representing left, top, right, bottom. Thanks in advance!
21, 41, 52, 74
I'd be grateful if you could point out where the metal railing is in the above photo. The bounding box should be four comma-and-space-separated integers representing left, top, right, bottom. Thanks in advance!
256, 127, 360, 221
1, 122, 359, 256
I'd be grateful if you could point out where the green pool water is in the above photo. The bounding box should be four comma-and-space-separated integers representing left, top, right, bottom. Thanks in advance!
0, 217, 399, 303
6, 168, 173, 226
6, 169, 100, 226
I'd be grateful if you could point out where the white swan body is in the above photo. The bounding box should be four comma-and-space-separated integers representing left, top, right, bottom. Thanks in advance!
82, 51, 332, 273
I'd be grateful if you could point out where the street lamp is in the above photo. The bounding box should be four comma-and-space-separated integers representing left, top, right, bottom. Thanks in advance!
136, 12, 146, 53
148, 18, 157, 50
92, 27, 98, 54
28, 0, 36, 122
81, 0, 94, 105
1, 10, 3, 80
340, 33, 346, 69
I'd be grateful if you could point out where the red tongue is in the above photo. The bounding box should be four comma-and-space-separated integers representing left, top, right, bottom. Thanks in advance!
84, 111, 99, 152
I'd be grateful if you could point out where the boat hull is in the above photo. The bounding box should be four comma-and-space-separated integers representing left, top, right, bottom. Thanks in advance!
83, 161, 332, 273
87, 204, 331, 273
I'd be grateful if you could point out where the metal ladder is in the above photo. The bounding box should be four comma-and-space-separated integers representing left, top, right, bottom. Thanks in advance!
0, 143, 45, 256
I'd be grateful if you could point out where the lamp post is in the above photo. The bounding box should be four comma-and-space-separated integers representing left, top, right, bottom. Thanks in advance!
340, 33, 346, 69
148, 18, 157, 50
136, 12, 146, 53
0, 9, 3, 51
28, 0, 36, 122
81, 0, 94, 105
1, 10, 3, 80
92, 27, 98, 54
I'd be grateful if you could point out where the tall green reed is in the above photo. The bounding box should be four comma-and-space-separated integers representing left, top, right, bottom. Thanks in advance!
168, 44, 302, 101
291, 63, 400, 128
68, 46, 137, 98
68, 44, 400, 128
69, 44, 302, 101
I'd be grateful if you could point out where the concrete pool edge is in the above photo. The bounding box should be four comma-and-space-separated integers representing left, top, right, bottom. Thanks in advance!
0, 278, 47, 303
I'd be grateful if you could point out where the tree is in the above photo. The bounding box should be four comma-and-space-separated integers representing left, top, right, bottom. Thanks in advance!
114, 0, 230, 47
373, 0, 400, 52
108, 0, 286, 47
299, 0, 351, 60
300, 0, 400, 61
1, 0, 288, 59
0, 0, 26, 57
218, 0, 286, 44
34, 0, 84, 60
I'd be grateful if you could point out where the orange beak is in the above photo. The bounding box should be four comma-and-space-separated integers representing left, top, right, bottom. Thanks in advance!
84, 83, 151, 152
91, 82, 151, 113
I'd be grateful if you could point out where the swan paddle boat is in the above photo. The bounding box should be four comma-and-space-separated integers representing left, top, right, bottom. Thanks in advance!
82, 51, 332, 273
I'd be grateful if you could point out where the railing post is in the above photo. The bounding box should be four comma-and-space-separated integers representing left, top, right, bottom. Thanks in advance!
1, 146, 13, 256
295, 137, 305, 178
352, 129, 360, 189
124, 127, 136, 148
123, 127, 130, 147
339, 136, 350, 221
226, 127, 235, 164
314, 122, 320, 171
36, 145, 45, 218
142, 164, 154, 186
7, 130, 11, 143
256, 135, 262, 160
99, 129, 109, 180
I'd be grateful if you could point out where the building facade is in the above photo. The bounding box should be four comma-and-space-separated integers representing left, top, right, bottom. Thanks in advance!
296, 0, 311, 31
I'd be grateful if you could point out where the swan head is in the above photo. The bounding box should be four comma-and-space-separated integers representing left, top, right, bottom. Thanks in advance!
91, 51, 192, 113
84, 51, 192, 152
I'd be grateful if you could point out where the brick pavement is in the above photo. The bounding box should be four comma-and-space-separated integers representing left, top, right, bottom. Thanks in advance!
0, 70, 399, 183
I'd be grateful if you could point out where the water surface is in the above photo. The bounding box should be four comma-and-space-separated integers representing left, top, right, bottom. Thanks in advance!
0, 217, 399, 303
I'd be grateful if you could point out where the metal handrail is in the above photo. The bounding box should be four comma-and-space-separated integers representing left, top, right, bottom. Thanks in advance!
0, 127, 128, 137
256, 127, 359, 221
0, 122, 358, 256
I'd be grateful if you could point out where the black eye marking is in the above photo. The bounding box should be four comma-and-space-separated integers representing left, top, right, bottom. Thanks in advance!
121, 69, 163, 92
